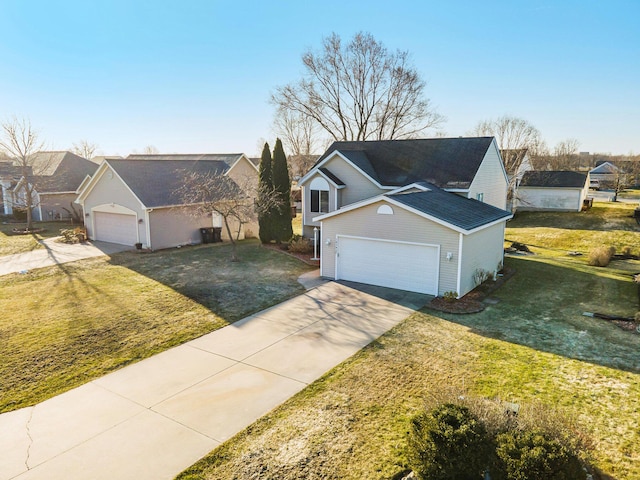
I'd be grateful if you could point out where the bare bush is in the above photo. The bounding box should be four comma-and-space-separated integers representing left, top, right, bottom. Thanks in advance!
588, 246, 614, 267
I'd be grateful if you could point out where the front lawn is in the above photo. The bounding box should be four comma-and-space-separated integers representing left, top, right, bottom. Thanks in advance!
0, 221, 70, 256
0, 241, 313, 413
178, 207, 640, 480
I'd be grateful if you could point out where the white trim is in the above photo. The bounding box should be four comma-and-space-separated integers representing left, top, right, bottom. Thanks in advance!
92, 203, 137, 215
319, 223, 324, 276
456, 232, 463, 297
314, 190, 512, 235
309, 176, 330, 191
443, 188, 469, 193
334, 234, 440, 295
226, 154, 259, 175
77, 161, 147, 209
299, 150, 394, 190
145, 209, 152, 249
309, 169, 346, 189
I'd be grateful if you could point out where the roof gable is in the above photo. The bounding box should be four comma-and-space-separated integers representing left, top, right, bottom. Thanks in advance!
519, 171, 587, 188
590, 162, 619, 174
310, 137, 495, 189
315, 182, 512, 233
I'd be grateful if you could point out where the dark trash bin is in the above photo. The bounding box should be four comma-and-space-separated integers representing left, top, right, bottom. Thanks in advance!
212, 227, 222, 243
200, 227, 214, 244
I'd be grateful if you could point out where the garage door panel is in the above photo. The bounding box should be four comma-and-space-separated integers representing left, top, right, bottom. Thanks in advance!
336, 236, 438, 295
94, 212, 138, 246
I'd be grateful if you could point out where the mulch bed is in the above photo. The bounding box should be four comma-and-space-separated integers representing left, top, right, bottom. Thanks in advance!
261, 243, 320, 267
428, 267, 516, 314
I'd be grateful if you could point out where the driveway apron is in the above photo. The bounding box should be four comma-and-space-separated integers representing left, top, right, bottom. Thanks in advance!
0, 281, 428, 480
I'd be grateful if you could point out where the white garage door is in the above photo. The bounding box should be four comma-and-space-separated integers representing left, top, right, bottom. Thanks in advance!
94, 212, 138, 246
336, 236, 439, 295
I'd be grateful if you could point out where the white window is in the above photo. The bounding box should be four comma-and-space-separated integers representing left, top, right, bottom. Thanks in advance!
309, 177, 330, 213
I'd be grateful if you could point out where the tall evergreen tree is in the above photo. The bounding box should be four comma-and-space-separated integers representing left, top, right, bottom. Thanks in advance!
271, 138, 293, 242
258, 142, 273, 243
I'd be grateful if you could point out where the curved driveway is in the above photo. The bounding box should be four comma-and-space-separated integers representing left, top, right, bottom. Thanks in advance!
0, 280, 428, 480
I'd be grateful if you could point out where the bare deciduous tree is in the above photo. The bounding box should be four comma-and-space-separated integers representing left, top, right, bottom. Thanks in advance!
272, 32, 444, 142
550, 138, 581, 170
71, 140, 99, 161
472, 115, 543, 174
143, 145, 159, 154
0, 117, 49, 230
175, 173, 281, 262
273, 107, 321, 156
471, 115, 544, 205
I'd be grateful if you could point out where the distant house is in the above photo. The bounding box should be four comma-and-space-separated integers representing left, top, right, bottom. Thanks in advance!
589, 162, 622, 188
5, 151, 98, 221
516, 171, 589, 212
76, 154, 259, 250
299, 137, 512, 297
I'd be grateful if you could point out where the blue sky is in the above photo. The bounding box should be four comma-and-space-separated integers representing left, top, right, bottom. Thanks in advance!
0, 0, 638, 156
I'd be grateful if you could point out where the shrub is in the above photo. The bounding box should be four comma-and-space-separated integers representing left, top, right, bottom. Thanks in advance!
473, 269, 492, 287
288, 235, 313, 254
442, 291, 458, 302
494, 428, 584, 480
621, 245, 633, 257
408, 403, 491, 480
588, 245, 614, 267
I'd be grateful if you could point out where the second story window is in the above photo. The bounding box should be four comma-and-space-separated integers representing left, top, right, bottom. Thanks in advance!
311, 190, 329, 213
309, 177, 330, 213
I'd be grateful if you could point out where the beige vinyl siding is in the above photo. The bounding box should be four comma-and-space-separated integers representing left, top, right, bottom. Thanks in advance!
323, 156, 386, 206
82, 167, 146, 244
300, 154, 386, 237
459, 222, 505, 296
148, 207, 212, 250
468, 142, 508, 210
320, 201, 460, 296
149, 207, 258, 251
516, 187, 584, 211
226, 156, 258, 186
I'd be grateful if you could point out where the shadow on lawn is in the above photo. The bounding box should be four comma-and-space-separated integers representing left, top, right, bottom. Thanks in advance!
107, 241, 313, 323
427, 256, 640, 373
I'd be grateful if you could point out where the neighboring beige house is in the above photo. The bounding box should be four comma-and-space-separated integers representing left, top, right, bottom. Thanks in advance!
299, 137, 512, 297
515, 171, 590, 212
588, 161, 623, 188
6, 151, 98, 221
76, 154, 259, 250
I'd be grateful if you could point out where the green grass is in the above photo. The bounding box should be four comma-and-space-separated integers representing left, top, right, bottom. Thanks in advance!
0, 241, 313, 413
177, 205, 640, 480
0, 221, 71, 256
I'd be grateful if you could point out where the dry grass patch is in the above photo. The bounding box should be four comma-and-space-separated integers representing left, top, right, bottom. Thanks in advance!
0, 241, 313, 412
0, 221, 68, 256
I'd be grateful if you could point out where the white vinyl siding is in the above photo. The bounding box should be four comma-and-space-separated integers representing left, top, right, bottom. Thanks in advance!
320, 201, 460, 296
468, 141, 508, 210
336, 236, 439, 295
459, 222, 506, 296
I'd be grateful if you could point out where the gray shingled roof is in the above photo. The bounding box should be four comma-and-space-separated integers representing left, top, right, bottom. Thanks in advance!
315, 137, 495, 188
519, 171, 587, 188
319, 167, 345, 186
108, 158, 233, 208
126, 153, 243, 168
590, 162, 619, 174
388, 186, 511, 231
8, 152, 99, 193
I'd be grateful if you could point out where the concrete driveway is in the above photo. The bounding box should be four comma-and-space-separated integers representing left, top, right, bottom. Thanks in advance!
0, 238, 129, 276
0, 281, 428, 480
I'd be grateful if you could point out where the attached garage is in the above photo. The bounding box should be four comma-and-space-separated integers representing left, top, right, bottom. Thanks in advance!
315, 183, 512, 297
93, 211, 138, 246
336, 236, 439, 295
